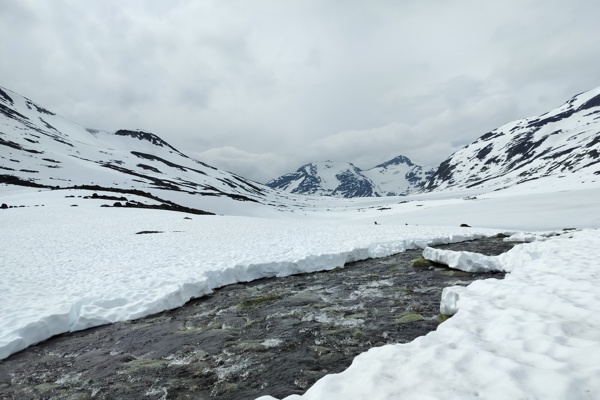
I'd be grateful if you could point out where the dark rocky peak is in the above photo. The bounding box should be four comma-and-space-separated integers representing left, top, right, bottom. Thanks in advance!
579, 93, 600, 111
299, 163, 319, 175
113, 129, 185, 156
333, 169, 375, 197
374, 155, 414, 169
24, 100, 55, 115
346, 162, 363, 174
115, 129, 170, 147
0, 86, 14, 105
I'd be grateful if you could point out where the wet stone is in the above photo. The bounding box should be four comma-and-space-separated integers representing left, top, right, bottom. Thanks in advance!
1, 236, 514, 400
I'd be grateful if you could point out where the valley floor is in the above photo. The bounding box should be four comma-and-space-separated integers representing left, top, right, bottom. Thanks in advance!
1, 183, 600, 399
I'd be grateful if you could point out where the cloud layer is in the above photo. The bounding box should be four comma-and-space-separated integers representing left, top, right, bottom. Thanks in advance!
2, 0, 600, 182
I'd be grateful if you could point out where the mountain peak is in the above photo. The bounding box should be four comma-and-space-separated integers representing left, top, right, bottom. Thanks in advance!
114, 129, 175, 148
267, 156, 434, 198
112, 129, 192, 160
373, 155, 414, 169
0, 84, 278, 211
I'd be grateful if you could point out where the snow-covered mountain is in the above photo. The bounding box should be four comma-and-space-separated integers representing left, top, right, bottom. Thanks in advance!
425, 87, 600, 191
363, 155, 435, 196
0, 85, 293, 214
266, 156, 434, 198
3, 81, 599, 209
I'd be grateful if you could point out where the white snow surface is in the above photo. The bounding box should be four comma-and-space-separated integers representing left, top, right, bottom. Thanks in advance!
0, 189, 499, 360
262, 229, 600, 400
422, 246, 503, 272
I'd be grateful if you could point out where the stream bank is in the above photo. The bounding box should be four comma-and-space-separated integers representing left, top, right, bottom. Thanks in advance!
0, 236, 516, 400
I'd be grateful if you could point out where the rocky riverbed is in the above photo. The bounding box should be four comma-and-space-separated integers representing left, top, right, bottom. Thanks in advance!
0, 236, 517, 400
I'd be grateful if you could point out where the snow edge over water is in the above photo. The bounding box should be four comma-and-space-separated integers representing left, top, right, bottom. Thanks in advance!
262, 229, 600, 400
1, 232, 491, 361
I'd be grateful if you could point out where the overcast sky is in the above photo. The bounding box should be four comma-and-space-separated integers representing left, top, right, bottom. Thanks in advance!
2, 0, 600, 182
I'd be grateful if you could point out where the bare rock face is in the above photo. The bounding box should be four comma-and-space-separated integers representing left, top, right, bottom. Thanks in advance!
1, 236, 515, 400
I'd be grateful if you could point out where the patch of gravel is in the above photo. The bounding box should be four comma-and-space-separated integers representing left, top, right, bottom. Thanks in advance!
0, 236, 517, 400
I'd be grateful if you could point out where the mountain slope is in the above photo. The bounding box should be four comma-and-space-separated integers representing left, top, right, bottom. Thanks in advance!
266, 157, 434, 198
425, 87, 600, 191
266, 161, 375, 197
363, 155, 435, 197
0, 85, 290, 214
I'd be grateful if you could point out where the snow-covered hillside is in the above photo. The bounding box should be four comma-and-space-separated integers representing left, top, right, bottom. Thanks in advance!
426, 86, 600, 191
266, 156, 434, 198
0, 85, 299, 216
363, 155, 435, 196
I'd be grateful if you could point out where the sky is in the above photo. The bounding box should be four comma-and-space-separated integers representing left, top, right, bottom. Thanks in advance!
1, 0, 600, 183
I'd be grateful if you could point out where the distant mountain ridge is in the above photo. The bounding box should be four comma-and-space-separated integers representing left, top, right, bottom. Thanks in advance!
269, 86, 600, 198
425, 86, 600, 191
3, 82, 600, 206
0, 85, 291, 215
266, 156, 435, 198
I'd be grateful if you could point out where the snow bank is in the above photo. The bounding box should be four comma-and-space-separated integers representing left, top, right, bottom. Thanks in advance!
264, 229, 600, 400
425, 231, 577, 276
0, 195, 500, 360
502, 230, 577, 242
422, 247, 503, 272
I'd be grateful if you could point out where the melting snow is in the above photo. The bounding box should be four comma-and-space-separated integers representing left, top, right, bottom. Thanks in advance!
260, 229, 600, 400
2, 186, 600, 400
0, 189, 499, 360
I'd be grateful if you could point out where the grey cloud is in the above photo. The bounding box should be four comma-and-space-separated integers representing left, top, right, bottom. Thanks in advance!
194, 147, 288, 183
2, 0, 600, 183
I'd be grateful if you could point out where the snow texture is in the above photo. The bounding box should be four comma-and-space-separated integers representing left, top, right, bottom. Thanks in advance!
262, 229, 600, 400
422, 246, 503, 272
0, 190, 499, 360
502, 230, 567, 242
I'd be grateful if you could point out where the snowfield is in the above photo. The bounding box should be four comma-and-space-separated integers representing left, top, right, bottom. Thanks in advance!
0, 188, 499, 360
2, 185, 600, 400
